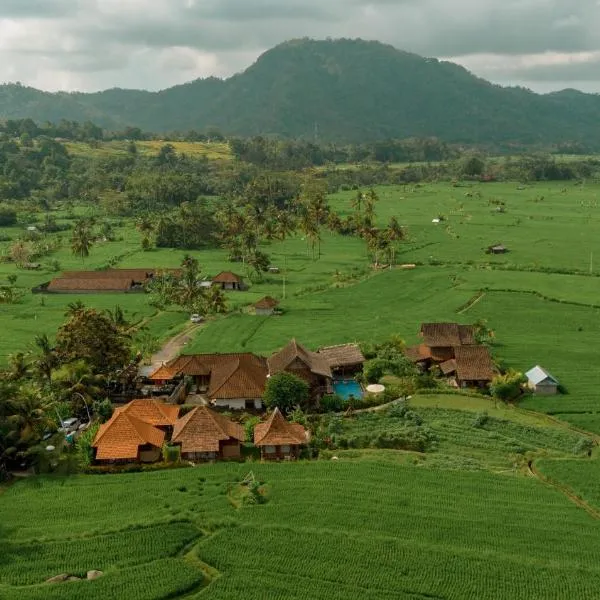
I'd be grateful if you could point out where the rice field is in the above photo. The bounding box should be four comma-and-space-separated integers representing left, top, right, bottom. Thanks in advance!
2, 461, 600, 599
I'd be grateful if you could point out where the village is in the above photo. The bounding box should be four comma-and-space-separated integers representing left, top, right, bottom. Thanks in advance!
48, 264, 555, 467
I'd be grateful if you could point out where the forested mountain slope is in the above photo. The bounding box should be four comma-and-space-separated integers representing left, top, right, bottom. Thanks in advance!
2, 38, 600, 144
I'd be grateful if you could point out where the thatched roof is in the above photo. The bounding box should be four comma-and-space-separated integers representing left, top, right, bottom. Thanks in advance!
254, 408, 308, 447
318, 344, 365, 368
420, 323, 475, 347
268, 339, 332, 379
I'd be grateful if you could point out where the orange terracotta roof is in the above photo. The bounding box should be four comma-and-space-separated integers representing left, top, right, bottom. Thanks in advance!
148, 364, 178, 380
254, 296, 279, 309
212, 271, 243, 283
150, 353, 268, 399
92, 412, 165, 460
420, 323, 476, 347
453, 346, 494, 381
172, 406, 244, 453
318, 344, 365, 368
254, 408, 308, 447
268, 339, 332, 379
119, 399, 180, 426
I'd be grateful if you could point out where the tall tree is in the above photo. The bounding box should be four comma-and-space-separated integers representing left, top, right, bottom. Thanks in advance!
55, 307, 130, 374
71, 219, 94, 263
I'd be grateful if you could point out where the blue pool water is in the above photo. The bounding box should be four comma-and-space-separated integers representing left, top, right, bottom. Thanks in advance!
333, 379, 364, 400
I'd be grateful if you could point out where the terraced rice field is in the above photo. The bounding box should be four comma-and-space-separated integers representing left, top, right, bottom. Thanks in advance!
2, 460, 600, 599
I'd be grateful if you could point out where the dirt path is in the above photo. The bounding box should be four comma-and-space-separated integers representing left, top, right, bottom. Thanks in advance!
528, 460, 600, 520
148, 323, 203, 369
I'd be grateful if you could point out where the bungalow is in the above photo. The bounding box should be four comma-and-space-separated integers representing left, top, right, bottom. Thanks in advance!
318, 343, 365, 376
212, 271, 244, 290
254, 407, 309, 460
268, 339, 333, 398
441, 346, 495, 388
171, 406, 245, 461
91, 399, 179, 464
525, 365, 559, 395
150, 353, 268, 410
406, 323, 476, 365
254, 296, 279, 316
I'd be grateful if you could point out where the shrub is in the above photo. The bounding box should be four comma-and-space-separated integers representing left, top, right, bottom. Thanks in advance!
244, 416, 261, 442
491, 371, 526, 401
162, 444, 181, 463
320, 394, 345, 413
472, 411, 490, 428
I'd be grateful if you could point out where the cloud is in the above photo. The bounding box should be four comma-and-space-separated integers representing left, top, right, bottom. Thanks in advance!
0, 0, 598, 92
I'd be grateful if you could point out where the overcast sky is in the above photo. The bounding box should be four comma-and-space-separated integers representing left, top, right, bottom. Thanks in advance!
0, 0, 599, 94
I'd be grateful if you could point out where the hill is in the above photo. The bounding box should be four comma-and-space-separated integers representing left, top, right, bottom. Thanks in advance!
2, 38, 600, 144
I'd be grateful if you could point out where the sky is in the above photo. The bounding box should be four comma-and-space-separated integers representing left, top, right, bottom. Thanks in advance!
0, 0, 599, 94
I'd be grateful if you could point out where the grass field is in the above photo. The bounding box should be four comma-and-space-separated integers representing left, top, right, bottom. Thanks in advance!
64, 140, 232, 160
2, 460, 600, 599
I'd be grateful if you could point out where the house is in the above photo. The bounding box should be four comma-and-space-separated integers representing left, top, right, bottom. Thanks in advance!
91, 400, 179, 464
254, 296, 279, 316
441, 346, 495, 388
171, 406, 245, 461
318, 343, 365, 375
150, 353, 268, 410
212, 271, 244, 290
525, 366, 559, 395
487, 244, 508, 255
267, 339, 333, 397
408, 323, 476, 364
42, 268, 180, 294
254, 407, 309, 460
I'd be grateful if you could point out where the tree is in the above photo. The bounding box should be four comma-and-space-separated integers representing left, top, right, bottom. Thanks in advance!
263, 372, 310, 414
71, 219, 94, 262
33, 334, 58, 384
490, 371, 526, 402
55, 307, 130, 373
52, 360, 105, 414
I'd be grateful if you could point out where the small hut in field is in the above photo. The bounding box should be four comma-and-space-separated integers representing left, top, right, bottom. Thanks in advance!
254, 296, 280, 316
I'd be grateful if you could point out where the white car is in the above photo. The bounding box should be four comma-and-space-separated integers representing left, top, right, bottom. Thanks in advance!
190, 314, 204, 323
59, 417, 80, 433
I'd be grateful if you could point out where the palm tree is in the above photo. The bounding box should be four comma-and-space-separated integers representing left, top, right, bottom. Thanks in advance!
51, 360, 105, 414
71, 219, 94, 263
5, 352, 31, 382
204, 286, 227, 314
386, 216, 406, 266
33, 334, 57, 384
65, 300, 86, 317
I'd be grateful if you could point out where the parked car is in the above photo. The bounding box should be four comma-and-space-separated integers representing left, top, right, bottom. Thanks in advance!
190, 314, 204, 323
59, 417, 80, 433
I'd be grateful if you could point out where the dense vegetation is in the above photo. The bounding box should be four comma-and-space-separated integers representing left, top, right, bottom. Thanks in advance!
3, 39, 600, 146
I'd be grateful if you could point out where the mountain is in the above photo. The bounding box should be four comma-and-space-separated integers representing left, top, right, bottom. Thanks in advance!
2, 38, 600, 145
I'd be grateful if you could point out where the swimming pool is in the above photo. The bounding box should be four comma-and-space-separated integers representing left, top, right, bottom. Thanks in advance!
333, 379, 364, 400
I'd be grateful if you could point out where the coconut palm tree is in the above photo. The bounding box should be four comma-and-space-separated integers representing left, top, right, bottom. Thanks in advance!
71, 219, 94, 263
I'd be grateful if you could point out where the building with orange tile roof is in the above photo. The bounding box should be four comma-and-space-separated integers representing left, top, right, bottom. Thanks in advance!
91, 400, 180, 464
149, 353, 267, 410
254, 408, 309, 460
172, 406, 245, 461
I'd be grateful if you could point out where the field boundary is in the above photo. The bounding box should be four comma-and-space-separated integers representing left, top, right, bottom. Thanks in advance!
528, 460, 600, 520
